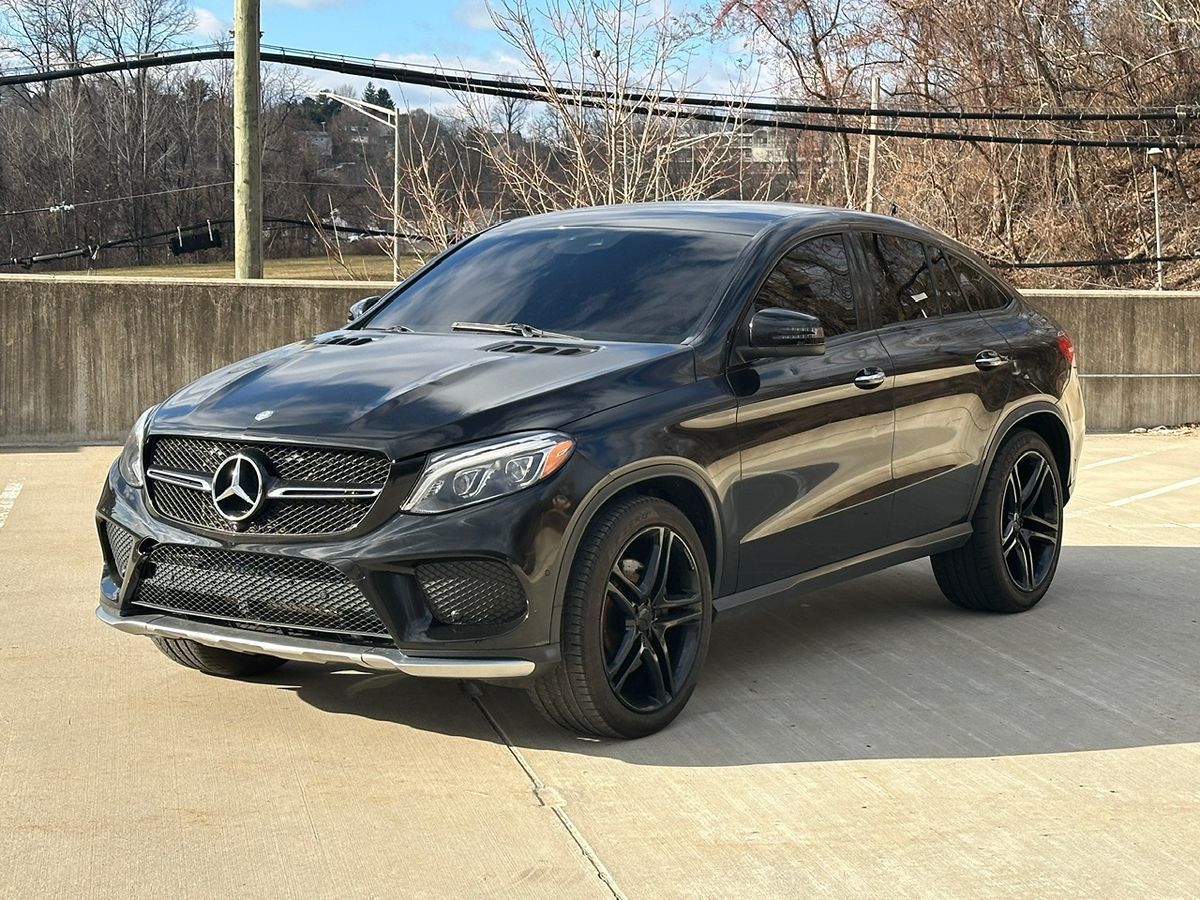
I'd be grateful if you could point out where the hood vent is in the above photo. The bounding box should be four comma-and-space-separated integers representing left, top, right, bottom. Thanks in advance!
316, 334, 381, 347
488, 341, 599, 357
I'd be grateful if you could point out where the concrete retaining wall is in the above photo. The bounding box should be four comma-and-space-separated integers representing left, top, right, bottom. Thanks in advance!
0, 275, 1195, 442
0, 274, 381, 444
1024, 290, 1200, 431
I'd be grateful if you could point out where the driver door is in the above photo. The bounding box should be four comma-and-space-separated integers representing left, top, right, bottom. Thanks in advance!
732, 233, 896, 591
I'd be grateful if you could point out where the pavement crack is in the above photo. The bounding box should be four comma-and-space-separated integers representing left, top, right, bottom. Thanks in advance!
463, 683, 625, 900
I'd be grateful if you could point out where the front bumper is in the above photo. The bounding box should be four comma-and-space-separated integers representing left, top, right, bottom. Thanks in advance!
95, 605, 535, 678
97, 448, 606, 677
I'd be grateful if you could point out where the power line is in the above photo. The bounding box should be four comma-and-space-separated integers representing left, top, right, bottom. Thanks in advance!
1, 43, 1198, 150
0, 181, 234, 217
0, 217, 427, 268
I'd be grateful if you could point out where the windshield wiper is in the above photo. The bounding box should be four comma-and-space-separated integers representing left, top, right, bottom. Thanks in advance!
365, 324, 415, 334
451, 321, 582, 340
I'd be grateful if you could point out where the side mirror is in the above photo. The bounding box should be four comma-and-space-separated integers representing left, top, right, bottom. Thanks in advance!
742, 308, 826, 358
347, 295, 384, 323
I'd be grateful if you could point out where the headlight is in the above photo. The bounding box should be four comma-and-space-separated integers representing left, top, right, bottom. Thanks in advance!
117, 406, 157, 488
402, 432, 575, 514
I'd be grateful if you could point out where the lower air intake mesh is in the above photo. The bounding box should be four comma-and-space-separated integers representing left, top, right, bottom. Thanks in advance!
105, 521, 137, 581
415, 559, 528, 626
131, 544, 389, 639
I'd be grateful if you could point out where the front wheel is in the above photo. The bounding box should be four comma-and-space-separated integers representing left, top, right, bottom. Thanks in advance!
529, 496, 713, 738
931, 429, 1064, 613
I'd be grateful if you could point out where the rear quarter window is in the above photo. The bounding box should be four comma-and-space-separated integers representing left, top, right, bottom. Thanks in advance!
950, 256, 1012, 311
927, 245, 973, 316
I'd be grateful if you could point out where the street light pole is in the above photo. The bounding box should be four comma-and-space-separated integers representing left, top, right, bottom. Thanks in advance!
1148, 147, 1165, 290
865, 74, 880, 213
320, 90, 402, 283
233, 0, 263, 280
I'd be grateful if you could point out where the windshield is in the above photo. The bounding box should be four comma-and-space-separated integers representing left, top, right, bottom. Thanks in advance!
367, 225, 750, 343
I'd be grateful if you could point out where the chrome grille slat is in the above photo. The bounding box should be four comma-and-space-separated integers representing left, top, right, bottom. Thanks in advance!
131, 545, 389, 639
145, 436, 390, 536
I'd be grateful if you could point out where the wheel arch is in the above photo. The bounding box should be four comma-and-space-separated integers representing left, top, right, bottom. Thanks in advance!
550, 461, 727, 638
972, 402, 1074, 513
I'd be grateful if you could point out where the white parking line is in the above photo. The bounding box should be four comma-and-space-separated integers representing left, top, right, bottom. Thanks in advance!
1082, 454, 1138, 470
1109, 476, 1200, 508
0, 482, 22, 529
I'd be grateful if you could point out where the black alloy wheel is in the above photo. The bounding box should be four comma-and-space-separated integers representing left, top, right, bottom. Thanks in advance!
528, 495, 713, 738
602, 525, 705, 713
931, 428, 1065, 613
1000, 450, 1061, 592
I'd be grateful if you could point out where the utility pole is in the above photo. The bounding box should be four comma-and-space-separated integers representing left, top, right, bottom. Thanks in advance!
319, 90, 402, 282
865, 74, 880, 214
234, 0, 263, 279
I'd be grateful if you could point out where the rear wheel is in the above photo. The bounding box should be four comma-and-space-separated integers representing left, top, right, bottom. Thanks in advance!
152, 637, 287, 678
931, 429, 1064, 613
529, 496, 712, 738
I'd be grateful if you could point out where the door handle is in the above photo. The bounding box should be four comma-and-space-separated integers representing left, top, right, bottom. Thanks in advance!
975, 350, 1009, 371
853, 367, 887, 390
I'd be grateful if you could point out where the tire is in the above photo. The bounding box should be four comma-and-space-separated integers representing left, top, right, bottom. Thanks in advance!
152, 637, 287, 678
529, 495, 713, 738
931, 428, 1064, 613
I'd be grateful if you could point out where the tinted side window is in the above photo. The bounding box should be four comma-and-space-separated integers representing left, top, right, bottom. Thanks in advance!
752, 234, 857, 335
950, 256, 1011, 311
927, 245, 972, 316
861, 233, 937, 325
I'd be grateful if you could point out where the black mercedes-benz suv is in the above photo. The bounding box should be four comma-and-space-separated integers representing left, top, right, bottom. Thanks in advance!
97, 202, 1084, 738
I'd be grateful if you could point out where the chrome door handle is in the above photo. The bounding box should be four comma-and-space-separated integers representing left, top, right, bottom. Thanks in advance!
975, 350, 1008, 370
853, 367, 886, 390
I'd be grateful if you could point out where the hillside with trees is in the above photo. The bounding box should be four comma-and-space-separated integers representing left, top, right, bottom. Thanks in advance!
1, 0, 1198, 287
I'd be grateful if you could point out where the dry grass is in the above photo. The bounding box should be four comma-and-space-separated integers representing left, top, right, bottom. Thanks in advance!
80, 254, 422, 282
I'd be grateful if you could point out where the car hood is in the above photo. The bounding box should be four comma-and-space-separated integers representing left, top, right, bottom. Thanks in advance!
152, 331, 694, 459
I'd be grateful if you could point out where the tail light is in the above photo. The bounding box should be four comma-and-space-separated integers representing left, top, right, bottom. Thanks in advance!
1056, 333, 1076, 367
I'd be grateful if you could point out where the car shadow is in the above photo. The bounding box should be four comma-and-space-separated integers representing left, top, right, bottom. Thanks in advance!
272, 545, 1200, 766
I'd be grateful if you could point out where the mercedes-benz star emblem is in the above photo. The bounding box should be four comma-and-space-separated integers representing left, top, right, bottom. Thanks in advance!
211, 453, 266, 523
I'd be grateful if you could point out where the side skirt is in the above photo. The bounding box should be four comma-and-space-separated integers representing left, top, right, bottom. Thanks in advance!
714, 523, 973, 613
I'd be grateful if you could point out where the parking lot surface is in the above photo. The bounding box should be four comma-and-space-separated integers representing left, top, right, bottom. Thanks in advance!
1, 433, 1198, 899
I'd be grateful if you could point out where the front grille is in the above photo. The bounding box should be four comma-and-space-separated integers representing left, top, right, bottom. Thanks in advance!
416, 560, 528, 626
104, 521, 137, 581
130, 544, 389, 639
149, 437, 390, 485
145, 436, 390, 536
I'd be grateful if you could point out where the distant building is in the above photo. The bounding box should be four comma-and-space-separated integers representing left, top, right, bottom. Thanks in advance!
302, 130, 333, 160
738, 128, 790, 164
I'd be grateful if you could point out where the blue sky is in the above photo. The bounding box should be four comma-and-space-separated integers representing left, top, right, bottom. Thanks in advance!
188, 0, 757, 107
193, 0, 509, 67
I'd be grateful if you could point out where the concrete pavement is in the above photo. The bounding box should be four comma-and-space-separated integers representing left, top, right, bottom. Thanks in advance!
1, 434, 1197, 898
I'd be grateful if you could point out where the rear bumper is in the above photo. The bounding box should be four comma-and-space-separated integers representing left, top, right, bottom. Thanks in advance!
95, 605, 536, 678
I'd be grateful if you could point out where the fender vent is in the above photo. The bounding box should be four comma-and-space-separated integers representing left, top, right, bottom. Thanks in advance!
316, 334, 381, 347
488, 342, 599, 356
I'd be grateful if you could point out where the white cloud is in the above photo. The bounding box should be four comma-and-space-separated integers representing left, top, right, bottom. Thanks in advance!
453, 0, 494, 30
190, 7, 230, 40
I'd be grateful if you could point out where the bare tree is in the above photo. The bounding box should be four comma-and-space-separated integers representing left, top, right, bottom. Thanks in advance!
393, 0, 748, 251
